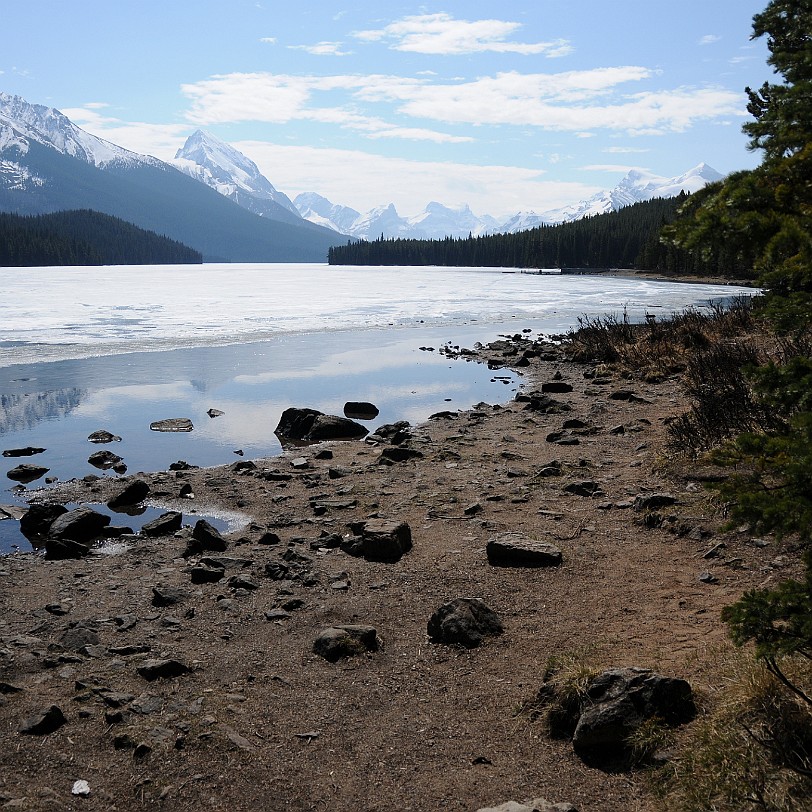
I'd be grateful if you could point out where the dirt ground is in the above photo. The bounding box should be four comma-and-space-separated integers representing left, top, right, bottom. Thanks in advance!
0, 335, 792, 812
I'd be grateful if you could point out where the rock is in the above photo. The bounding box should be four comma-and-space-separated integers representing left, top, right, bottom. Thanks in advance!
571, 667, 696, 767
427, 598, 503, 648
190, 565, 225, 584
88, 450, 123, 470
486, 533, 562, 568
562, 481, 602, 498
150, 418, 194, 432
71, 780, 91, 798
48, 507, 111, 543
379, 447, 424, 464
107, 479, 150, 508
18, 705, 67, 735
136, 659, 191, 681
140, 511, 182, 537
19, 503, 68, 539
151, 586, 188, 607
6, 463, 49, 483
44, 537, 91, 560
183, 519, 227, 557
3, 446, 45, 457
633, 493, 678, 511
343, 401, 380, 420
475, 799, 577, 812
541, 381, 573, 394
361, 520, 412, 562
207, 408, 224, 418
275, 407, 368, 442
60, 624, 100, 651
371, 421, 412, 444
88, 430, 121, 443
313, 625, 378, 662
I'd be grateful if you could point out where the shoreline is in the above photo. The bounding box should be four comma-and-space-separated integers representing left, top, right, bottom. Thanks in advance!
0, 328, 791, 811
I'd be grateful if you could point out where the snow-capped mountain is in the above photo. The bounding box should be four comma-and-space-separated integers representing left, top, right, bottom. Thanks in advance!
294, 163, 723, 240
172, 130, 302, 224
522, 163, 724, 229
294, 196, 499, 240
0, 92, 342, 261
0, 91, 160, 172
294, 192, 361, 235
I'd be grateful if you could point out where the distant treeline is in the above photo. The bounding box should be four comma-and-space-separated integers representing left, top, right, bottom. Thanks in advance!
0, 209, 202, 267
328, 194, 757, 279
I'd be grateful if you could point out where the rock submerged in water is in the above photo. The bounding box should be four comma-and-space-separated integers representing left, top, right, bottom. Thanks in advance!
88, 450, 123, 470
3, 446, 46, 458
87, 429, 121, 443
6, 463, 49, 483
150, 418, 194, 432
343, 401, 379, 420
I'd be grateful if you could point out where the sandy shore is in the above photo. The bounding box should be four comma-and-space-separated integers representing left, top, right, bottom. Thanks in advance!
0, 334, 788, 811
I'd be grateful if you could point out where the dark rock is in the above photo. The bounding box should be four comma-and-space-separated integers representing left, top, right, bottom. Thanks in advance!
190, 565, 225, 584
264, 562, 291, 580
258, 531, 281, 545
275, 407, 368, 442
371, 421, 412, 444
228, 575, 258, 591
150, 418, 194, 432
19, 705, 67, 735
516, 392, 571, 414
633, 493, 677, 511
140, 511, 182, 537
571, 667, 696, 767
231, 460, 257, 473
183, 519, 227, 557
6, 463, 49, 483
361, 520, 412, 562
343, 401, 379, 420
3, 446, 45, 457
486, 533, 562, 568
48, 507, 110, 543
313, 625, 378, 662
314, 449, 333, 460
563, 481, 602, 498
107, 479, 150, 508
427, 598, 503, 648
169, 460, 196, 471
19, 503, 68, 540
136, 659, 191, 681
541, 381, 573, 394
0, 681, 23, 694
60, 624, 100, 651
207, 408, 224, 418
151, 586, 187, 607
379, 447, 424, 464
264, 609, 292, 621
44, 537, 90, 560
88, 430, 121, 443
88, 450, 123, 470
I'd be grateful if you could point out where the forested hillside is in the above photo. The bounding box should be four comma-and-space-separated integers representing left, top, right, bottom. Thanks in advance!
0, 209, 202, 266
329, 194, 757, 279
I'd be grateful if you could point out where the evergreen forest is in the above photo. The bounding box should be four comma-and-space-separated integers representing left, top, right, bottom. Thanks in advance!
0, 209, 202, 267
328, 194, 758, 280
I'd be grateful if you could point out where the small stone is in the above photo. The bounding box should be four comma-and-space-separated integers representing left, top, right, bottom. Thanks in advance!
71, 780, 91, 797
136, 659, 191, 681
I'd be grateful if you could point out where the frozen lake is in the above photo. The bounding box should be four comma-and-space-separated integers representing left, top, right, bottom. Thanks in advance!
0, 263, 755, 552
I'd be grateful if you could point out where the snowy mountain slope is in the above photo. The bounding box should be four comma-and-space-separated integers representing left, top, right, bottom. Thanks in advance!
293, 192, 361, 234
526, 163, 724, 229
171, 130, 303, 225
0, 92, 343, 261
0, 91, 160, 170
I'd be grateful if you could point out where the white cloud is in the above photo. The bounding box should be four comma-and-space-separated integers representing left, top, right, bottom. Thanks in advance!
580, 163, 649, 173
234, 139, 600, 219
699, 34, 721, 45
354, 13, 573, 57
60, 107, 189, 159
288, 41, 351, 56
260, 37, 277, 44
603, 146, 650, 154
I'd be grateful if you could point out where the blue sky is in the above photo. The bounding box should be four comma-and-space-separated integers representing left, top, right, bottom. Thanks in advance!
1, 1, 771, 218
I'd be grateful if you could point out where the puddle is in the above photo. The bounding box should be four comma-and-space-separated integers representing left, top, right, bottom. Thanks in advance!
0, 501, 245, 556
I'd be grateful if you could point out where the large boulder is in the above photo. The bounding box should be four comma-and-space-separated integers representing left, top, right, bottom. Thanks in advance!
6, 463, 49, 483
20, 503, 68, 540
571, 667, 696, 767
183, 519, 227, 557
275, 407, 368, 442
88, 450, 123, 470
48, 507, 110, 543
486, 533, 562, 568
313, 625, 379, 662
107, 479, 150, 508
140, 511, 182, 537
427, 598, 503, 648
343, 401, 379, 420
361, 520, 412, 562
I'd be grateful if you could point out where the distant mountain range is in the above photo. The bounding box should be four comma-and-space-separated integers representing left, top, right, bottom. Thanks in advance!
0, 93, 341, 262
294, 163, 724, 240
1, 91, 725, 257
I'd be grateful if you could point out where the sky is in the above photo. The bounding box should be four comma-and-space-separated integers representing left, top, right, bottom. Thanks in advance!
0, 1, 773, 219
